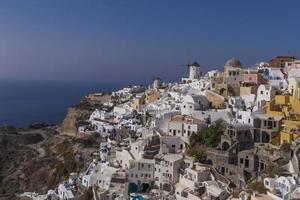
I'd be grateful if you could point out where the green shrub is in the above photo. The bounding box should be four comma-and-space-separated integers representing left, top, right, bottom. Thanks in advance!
194, 150, 207, 163
190, 119, 224, 148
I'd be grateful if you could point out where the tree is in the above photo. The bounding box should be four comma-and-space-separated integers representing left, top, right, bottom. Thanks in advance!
248, 180, 267, 194
190, 119, 224, 148
194, 150, 207, 163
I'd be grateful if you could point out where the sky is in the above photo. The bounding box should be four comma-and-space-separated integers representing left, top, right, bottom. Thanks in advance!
0, 0, 299, 84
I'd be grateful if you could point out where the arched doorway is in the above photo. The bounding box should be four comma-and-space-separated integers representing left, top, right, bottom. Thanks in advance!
219, 88, 226, 96
206, 159, 213, 165
140, 183, 150, 192
222, 142, 230, 151
261, 131, 270, 143
162, 183, 172, 192
128, 182, 138, 194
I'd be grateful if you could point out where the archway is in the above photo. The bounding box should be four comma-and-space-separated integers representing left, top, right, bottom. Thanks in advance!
162, 183, 172, 192
222, 142, 230, 151
266, 134, 270, 143
128, 182, 138, 194
206, 159, 213, 165
261, 131, 270, 143
219, 88, 226, 96
140, 183, 150, 192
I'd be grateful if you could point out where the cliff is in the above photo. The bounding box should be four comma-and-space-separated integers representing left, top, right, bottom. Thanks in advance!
60, 93, 111, 137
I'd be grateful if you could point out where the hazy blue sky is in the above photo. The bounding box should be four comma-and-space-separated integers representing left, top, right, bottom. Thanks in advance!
0, 0, 299, 83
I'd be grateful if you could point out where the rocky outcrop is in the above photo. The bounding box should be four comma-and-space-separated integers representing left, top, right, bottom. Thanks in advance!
60, 94, 111, 137
60, 107, 83, 137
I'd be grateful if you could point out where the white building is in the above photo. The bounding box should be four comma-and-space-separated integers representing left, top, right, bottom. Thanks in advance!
236, 110, 253, 125
167, 115, 206, 144
179, 163, 211, 190
264, 176, 300, 200
154, 153, 184, 191
160, 135, 184, 154
115, 147, 135, 170
267, 68, 288, 90
285, 60, 300, 78
81, 162, 117, 189
128, 158, 155, 191
180, 94, 209, 116
58, 182, 75, 200
256, 84, 275, 108
204, 181, 230, 200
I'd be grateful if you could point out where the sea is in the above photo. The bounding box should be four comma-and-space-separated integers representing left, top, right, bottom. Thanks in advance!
0, 80, 127, 127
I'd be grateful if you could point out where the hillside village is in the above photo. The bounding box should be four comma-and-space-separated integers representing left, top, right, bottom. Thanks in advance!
20, 56, 300, 200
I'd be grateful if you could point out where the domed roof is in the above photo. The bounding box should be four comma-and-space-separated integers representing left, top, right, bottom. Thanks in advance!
188, 61, 200, 67
225, 58, 242, 69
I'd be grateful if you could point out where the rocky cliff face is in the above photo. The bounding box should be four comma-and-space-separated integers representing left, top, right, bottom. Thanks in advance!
60, 107, 83, 136
60, 94, 111, 137
60, 104, 94, 137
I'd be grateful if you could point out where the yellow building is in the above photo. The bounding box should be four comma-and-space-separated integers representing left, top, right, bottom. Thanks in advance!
279, 120, 300, 144
131, 94, 145, 111
145, 90, 160, 104
265, 94, 300, 145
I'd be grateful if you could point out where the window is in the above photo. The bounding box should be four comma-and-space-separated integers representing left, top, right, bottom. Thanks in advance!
148, 164, 151, 168
245, 159, 249, 168
265, 180, 269, 186
183, 105, 186, 108
190, 106, 192, 109
261, 91, 263, 95
240, 158, 244, 164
